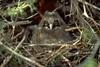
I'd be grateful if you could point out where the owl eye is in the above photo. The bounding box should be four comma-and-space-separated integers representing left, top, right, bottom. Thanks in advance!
43, 20, 49, 28
53, 20, 60, 27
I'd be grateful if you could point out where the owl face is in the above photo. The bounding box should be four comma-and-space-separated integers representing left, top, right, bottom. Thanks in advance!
43, 17, 60, 30
39, 11, 64, 30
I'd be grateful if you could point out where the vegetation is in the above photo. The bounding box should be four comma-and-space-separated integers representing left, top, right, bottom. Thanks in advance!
0, 0, 100, 67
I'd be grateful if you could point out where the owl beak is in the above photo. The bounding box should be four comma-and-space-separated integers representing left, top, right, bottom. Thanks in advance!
49, 24, 53, 30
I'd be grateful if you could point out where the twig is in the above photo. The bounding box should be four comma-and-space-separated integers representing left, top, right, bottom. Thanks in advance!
0, 30, 44, 67
11, 29, 25, 40
0, 41, 44, 67
77, 0, 100, 11
65, 27, 82, 32
61, 55, 73, 67
1, 29, 26, 67
45, 45, 66, 65
6, 21, 32, 26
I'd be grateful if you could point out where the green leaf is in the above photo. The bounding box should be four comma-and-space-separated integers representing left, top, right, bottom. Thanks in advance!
77, 56, 98, 67
0, 19, 5, 31
27, 0, 37, 11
